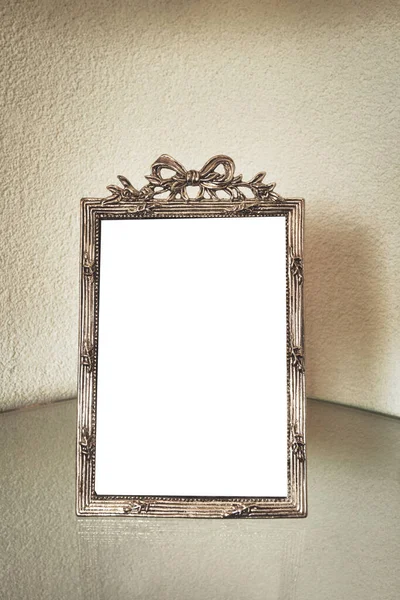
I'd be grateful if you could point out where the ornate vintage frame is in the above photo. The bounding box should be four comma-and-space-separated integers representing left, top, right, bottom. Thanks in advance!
77, 155, 306, 518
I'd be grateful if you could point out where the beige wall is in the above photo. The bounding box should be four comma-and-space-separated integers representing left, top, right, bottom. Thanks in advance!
1, 0, 399, 415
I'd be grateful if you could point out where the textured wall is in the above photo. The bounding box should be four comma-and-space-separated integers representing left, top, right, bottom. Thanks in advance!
1, 0, 399, 414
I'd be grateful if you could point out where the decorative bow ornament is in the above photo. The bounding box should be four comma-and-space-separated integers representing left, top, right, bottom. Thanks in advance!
103, 154, 280, 204
147, 154, 239, 200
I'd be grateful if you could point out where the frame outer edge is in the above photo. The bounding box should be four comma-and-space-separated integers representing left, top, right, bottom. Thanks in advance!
76, 194, 307, 518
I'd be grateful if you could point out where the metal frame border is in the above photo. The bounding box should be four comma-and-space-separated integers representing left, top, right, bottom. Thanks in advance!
76, 155, 306, 518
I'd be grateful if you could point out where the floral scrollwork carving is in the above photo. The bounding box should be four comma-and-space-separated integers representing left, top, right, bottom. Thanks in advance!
126, 201, 163, 215
80, 426, 94, 460
291, 425, 306, 463
290, 345, 305, 373
82, 252, 96, 280
222, 503, 257, 518
101, 155, 282, 204
290, 254, 303, 285
81, 342, 94, 372
224, 200, 263, 215
123, 500, 151, 514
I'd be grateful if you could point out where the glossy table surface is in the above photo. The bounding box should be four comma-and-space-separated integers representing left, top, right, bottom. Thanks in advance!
1, 399, 399, 600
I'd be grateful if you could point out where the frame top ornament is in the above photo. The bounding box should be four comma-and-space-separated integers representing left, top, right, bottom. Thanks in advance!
102, 154, 282, 204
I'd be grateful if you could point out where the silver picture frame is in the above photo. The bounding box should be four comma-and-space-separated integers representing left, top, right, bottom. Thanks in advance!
76, 154, 306, 518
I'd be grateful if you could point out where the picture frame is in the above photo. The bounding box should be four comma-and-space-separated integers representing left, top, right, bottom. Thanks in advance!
76, 154, 306, 518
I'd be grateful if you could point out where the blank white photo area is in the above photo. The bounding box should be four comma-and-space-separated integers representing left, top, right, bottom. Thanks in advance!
95, 216, 288, 498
